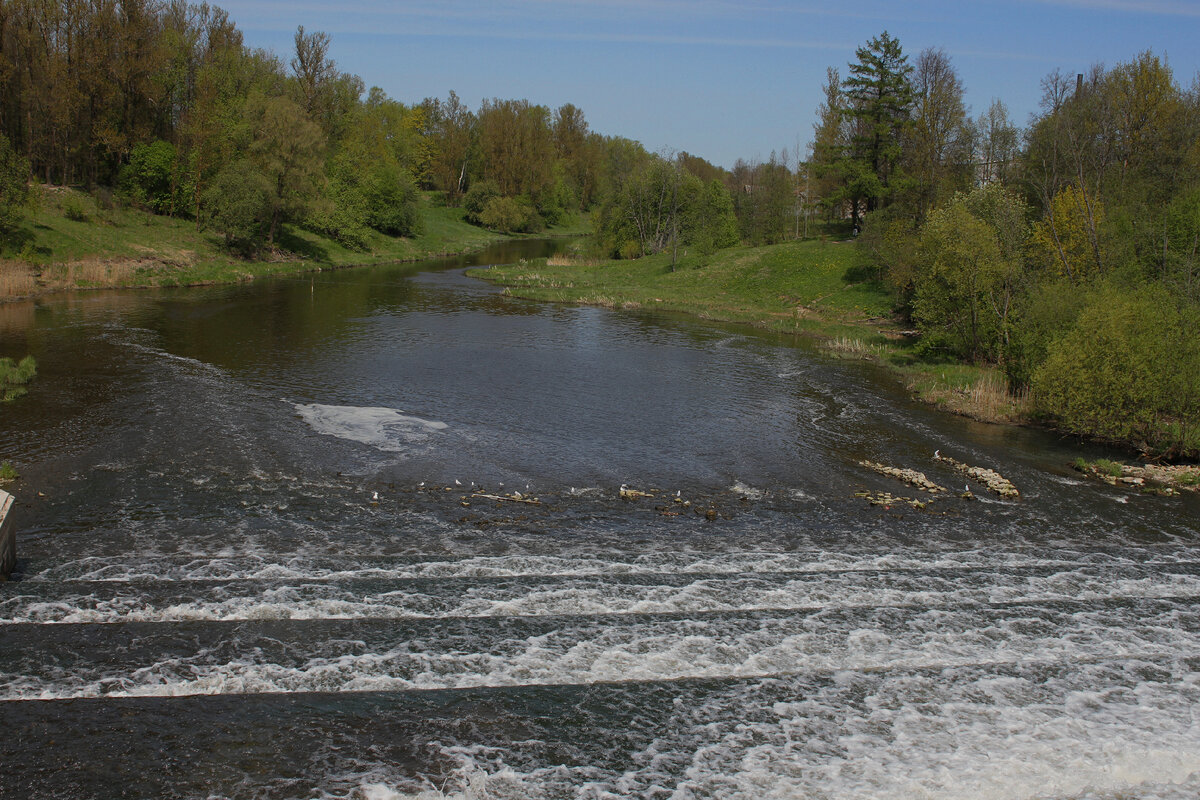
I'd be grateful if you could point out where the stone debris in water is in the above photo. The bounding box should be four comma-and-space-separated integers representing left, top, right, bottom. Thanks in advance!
858, 460, 946, 493
934, 452, 1020, 498
1072, 460, 1197, 495
853, 490, 930, 510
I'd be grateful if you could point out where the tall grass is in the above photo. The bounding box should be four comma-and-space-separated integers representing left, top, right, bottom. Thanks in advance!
0, 262, 36, 298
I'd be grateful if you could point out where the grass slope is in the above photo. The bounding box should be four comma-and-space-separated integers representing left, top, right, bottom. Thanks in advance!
0, 188, 576, 298
472, 241, 1030, 425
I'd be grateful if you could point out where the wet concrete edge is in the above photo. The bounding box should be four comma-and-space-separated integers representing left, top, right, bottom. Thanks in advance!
0, 490, 14, 579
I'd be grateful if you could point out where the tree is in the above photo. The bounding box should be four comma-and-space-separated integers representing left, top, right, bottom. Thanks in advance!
972, 99, 1019, 185
0, 132, 29, 235
905, 47, 970, 217
912, 185, 1029, 363
476, 98, 554, 204
422, 91, 475, 202
244, 93, 324, 244
290, 26, 334, 120
1028, 184, 1105, 282
841, 31, 914, 228
202, 159, 271, 253
810, 66, 849, 223
688, 179, 740, 257
596, 153, 736, 263
730, 153, 793, 245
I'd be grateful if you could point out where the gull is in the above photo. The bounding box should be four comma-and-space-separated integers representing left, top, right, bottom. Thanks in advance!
934, 449, 941, 459
372, 491, 379, 501
455, 479, 461, 486
418, 481, 425, 487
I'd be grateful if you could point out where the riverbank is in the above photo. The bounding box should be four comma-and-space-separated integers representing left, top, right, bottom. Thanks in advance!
0, 187, 586, 301
470, 241, 1031, 426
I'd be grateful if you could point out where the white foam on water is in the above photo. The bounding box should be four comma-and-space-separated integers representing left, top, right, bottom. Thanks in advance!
730, 481, 766, 500
23, 546, 1193, 584
295, 403, 448, 453
340, 714, 1200, 800
7, 569, 1200, 624
6, 600, 1200, 700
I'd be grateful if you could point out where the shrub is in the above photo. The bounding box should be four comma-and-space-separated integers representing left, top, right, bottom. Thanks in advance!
479, 195, 532, 233
1032, 283, 1200, 455
463, 180, 500, 225
61, 194, 88, 222
202, 161, 272, 254
0, 461, 17, 480
119, 140, 178, 215
363, 163, 421, 237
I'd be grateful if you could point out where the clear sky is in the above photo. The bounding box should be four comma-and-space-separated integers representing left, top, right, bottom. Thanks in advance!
216, 0, 1200, 169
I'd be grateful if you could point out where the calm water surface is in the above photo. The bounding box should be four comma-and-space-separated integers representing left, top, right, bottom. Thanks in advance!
1, 239, 1199, 799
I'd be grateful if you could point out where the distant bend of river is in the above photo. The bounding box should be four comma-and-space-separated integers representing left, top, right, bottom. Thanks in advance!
2, 238, 1199, 799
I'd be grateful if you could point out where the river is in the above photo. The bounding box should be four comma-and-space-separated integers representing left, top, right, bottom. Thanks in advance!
1, 239, 1199, 799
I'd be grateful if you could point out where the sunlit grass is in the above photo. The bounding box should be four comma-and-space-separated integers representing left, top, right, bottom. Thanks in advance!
475, 240, 1036, 425
1, 187, 580, 298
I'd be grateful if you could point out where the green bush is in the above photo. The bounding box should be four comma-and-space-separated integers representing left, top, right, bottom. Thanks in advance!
0, 461, 17, 480
479, 195, 531, 233
119, 140, 178, 215
463, 180, 500, 226
61, 194, 88, 222
1032, 283, 1200, 455
363, 163, 421, 237
202, 160, 272, 254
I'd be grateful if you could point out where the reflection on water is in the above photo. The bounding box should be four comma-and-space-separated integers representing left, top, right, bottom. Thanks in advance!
1, 238, 1199, 799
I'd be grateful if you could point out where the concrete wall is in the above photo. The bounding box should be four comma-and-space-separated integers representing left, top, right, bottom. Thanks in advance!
0, 490, 14, 580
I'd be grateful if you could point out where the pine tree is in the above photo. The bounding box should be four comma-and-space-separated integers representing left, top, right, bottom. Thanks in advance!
841, 31, 914, 227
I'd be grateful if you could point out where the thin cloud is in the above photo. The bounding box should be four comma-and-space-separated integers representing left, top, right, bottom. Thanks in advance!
1031, 0, 1200, 15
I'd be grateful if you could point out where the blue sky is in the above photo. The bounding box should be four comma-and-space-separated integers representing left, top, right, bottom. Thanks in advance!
218, 0, 1200, 169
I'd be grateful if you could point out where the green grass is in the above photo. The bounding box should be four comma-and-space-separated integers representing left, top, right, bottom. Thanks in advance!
470, 239, 893, 330
1, 187, 573, 295
0, 461, 18, 480
472, 240, 1033, 425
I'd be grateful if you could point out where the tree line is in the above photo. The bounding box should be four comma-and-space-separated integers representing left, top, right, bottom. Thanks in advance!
810, 33, 1200, 456
1, 4, 1196, 454
0, 0, 748, 257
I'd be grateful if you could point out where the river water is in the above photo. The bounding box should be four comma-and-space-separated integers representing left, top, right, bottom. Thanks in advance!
1, 239, 1199, 799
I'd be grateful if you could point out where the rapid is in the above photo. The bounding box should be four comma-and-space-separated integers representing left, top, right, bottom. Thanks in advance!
1, 239, 1198, 799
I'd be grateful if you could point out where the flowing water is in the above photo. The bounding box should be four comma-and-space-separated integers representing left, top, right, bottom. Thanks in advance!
1, 240, 1198, 799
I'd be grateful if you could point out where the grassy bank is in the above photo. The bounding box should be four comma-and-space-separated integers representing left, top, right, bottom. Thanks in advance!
0, 187, 585, 299
470, 241, 1031, 425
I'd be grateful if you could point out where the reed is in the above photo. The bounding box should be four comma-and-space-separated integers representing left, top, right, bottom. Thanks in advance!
547, 255, 604, 267
0, 262, 36, 298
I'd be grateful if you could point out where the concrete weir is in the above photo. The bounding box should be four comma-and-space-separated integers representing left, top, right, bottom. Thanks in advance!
0, 490, 14, 580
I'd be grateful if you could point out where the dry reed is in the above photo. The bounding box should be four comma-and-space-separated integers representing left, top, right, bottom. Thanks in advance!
546, 255, 604, 267
0, 262, 36, 298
